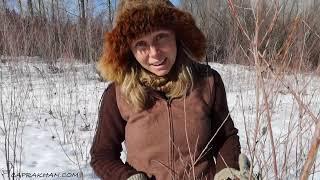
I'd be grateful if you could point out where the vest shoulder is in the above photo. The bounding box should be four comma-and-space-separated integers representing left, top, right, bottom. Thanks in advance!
191, 62, 220, 79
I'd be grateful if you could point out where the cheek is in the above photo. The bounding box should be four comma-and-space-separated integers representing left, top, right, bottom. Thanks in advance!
169, 41, 177, 58
169, 45, 177, 62
132, 52, 147, 66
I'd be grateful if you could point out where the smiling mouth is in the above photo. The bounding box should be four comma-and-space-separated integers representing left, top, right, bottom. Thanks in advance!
152, 58, 167, 66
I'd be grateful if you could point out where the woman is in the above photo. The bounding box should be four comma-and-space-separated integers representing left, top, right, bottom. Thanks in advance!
90, 0, 249, 179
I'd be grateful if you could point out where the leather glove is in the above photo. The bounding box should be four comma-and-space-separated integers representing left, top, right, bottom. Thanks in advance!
214, 153, 259, 180
127, 173, 149, 180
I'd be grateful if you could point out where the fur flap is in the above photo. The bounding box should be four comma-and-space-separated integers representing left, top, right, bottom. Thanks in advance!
97, 0, 207, 83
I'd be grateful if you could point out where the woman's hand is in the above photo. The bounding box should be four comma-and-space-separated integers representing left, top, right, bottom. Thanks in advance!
127, 172, 149, 180
214, 154, 259, 180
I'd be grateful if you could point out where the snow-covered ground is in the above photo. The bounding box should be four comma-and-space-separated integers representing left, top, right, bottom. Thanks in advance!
0, 57, 319, 180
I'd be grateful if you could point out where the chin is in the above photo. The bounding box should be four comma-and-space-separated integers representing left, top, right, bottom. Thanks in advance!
152, 70, 170, 77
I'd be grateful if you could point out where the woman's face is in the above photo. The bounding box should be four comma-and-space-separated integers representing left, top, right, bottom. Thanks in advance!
130, 29, 177, 76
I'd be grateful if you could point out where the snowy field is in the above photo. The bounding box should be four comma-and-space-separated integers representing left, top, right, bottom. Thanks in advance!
0, 56, 319, 180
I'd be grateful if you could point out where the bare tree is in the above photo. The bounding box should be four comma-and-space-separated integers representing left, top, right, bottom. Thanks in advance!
1, 0, 7, 10
37, 0, 41, 16
79, 0, 85, 21
107, 0, 113, 26
50, 0, 61, 21
51, 0, 55, 21
27, 0, 34, 17
37, 0, 46, 17
17, 0, 23, 15
77, 0, 89, 61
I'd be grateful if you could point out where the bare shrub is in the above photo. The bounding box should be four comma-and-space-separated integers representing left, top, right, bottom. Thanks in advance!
225, 0, 320, 179
180, 0, 320, 70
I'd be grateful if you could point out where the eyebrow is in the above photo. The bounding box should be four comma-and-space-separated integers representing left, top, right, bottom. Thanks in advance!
133, 31, 172, 46
133, 40, 146, 47
155, 31, 171, 36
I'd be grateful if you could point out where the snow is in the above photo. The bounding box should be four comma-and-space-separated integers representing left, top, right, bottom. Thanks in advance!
0, 57, 319, 179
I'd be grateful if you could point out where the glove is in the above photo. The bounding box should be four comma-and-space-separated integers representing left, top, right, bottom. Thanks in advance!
127, 173, 149, 180
214, 153, 259, 180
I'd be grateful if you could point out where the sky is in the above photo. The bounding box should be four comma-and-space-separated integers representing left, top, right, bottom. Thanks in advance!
171, 0, 180, 5
5, 0, 180, 19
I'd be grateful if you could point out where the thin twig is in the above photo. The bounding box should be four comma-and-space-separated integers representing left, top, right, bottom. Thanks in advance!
227, 0, 251, 41
300, 121, 320, 180
302, 20, 320, 40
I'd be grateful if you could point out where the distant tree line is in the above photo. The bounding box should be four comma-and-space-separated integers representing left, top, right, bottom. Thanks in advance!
0, 0, 114, 63
181, 0, 320, 69
0, 0, 319, 68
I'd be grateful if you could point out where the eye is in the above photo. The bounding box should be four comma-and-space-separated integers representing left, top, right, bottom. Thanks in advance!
155, 33, 169, 42
135, 41, 147, 50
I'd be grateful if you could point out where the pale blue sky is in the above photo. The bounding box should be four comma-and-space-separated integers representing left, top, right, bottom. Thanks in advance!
171, 0, 180, 6
6, 0, 181, 17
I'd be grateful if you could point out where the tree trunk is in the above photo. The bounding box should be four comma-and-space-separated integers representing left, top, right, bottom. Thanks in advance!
27, 0, 34, 17
2, 0, 7, 10
107, 0, 113, 26
42, 0, 46, 16
38, 0, 41, 16
79, 0, 85, 20
37, 0, 46, 17
51, 0, 55, 21
17, 0, 23, 15
56, 0, 60, 19
78, 0, 87, 61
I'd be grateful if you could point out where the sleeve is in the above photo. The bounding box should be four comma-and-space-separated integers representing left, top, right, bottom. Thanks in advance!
210, 71, 241, 173
90, 83, 139, 180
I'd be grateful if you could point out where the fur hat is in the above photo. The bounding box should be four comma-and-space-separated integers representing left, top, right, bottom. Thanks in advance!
97, 0, 207, 83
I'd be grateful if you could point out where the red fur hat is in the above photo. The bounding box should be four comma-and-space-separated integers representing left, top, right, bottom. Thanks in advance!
97, 0, 207, 83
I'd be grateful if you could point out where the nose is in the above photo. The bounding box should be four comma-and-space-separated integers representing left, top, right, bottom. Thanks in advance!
149, 45, 160, 58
